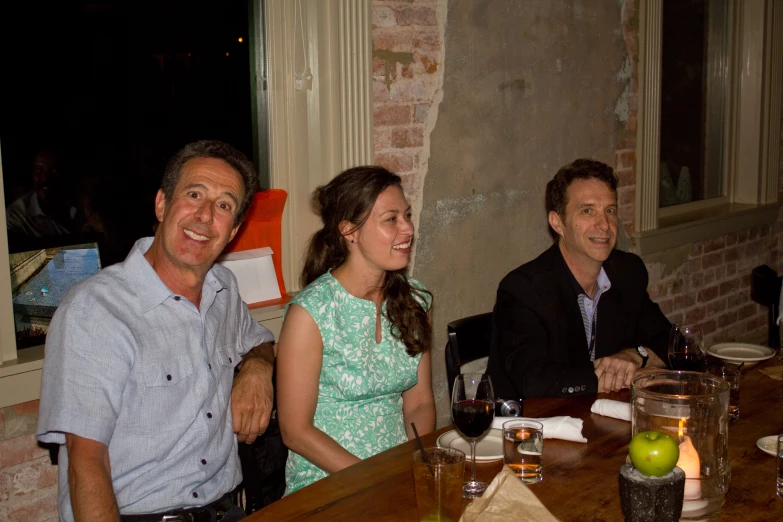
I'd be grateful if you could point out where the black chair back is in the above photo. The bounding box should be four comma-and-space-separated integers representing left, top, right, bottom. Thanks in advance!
750, 265, 782, 348
445, 312, 494, 398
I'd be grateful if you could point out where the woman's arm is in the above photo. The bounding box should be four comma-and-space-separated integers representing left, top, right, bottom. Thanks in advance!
402, 350, 436, 440
276, 304, 361, 473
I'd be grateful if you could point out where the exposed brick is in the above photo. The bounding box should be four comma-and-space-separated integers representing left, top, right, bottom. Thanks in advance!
390, 78, 429, 101
671, 278, 685, 294
745, 314, 766, 332
703, 237, 725, 254
374, 104, 412, 126
395, 6, 437, 26
719, 279, 739, 297
372, 6, 396, 28
669, 313, 684, 326
725, 232, 738, 247
372, 56, 386, 77
412, 31, 441, 52
374, 128, 391, 152
714, 264, 726, 281
0, 469, 8, 502
701, 251, 723, 269
725, 261, 737, 277
619, 186, 635, 205
737, 303, 756, 320
690, 272, 704, 290
616, 168, 634, 188
706, 298, 727, 316
1, 403, 39, 441
375, 151, 415, 173
716, 310, 738, 328
684, 306, 706, 323
373, 29, 413, 52
723, 247, 739, 263
401, 63, 414, 78
673, 293, 696, 311
419, 53, 439, 74
414, 103, 429, 123
727, 292, 748, 308
658, 299, 674, 315
391, 126, 424, 148
702, 318, 717, 335
697, 284, 719, 303
6, 488, 58, 522
616, 149, 635, 171
0, 435, 48, 468
690, 243, 703, 258
11, 459, 57, 496
373, 79, 390, 103
737, 229, 749, 243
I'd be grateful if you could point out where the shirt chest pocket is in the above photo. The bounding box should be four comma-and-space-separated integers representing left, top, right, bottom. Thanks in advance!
143, 356, 194, 387
217, 345, 240, 374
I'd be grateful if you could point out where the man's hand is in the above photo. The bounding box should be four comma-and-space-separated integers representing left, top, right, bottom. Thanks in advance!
593, 348, 642, 393
231, 342, 275, 444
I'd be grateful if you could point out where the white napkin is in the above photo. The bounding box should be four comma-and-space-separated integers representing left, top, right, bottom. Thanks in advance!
590, 399, 632, 421
491, 416, 587, 443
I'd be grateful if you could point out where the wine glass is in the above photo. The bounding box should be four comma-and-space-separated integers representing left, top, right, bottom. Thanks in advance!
668, 323, 705, 371
451, 373, 495, 498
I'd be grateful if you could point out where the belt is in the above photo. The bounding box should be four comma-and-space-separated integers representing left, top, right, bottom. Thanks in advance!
119, 490, 236, 522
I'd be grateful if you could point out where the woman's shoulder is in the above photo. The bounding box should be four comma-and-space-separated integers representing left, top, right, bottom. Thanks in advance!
290, 272, 339, 308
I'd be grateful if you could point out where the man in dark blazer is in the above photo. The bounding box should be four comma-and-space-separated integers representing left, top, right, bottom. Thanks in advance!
487, 159, 671, 399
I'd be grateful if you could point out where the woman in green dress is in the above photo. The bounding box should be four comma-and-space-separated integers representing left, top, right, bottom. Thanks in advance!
276, 166, 436, 495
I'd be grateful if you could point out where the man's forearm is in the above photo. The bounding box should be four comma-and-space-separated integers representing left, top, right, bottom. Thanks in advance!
239, 341, 275, 369
66, 435, 120, 522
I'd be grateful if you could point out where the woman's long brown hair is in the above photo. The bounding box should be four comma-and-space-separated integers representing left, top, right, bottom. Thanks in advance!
301, 166, 432, 356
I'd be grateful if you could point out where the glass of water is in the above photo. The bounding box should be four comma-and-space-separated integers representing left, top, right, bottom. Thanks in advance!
502, 418, 543, 484
777, 434, 783, 498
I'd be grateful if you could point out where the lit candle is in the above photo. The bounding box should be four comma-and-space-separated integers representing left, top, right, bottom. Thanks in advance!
676, 418, 702, 499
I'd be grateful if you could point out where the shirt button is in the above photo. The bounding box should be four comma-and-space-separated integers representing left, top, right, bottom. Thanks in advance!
207, 412, 212, 419
174, 296, 181, 301
201, 459, 207, 465
192, 492, 198, 498
208, 364, 212, 370
166, 374, 172, 381
229, 357, 232, 363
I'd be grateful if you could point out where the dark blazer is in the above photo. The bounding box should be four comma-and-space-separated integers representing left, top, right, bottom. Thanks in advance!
486, 243, 671, 399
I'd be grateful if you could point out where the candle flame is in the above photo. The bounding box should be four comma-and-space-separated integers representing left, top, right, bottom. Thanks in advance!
678, 418, 685, 439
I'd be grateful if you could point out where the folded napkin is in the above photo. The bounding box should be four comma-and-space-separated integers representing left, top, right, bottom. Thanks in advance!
590, 399, 632, 421
760, 365, 783, 382
460, 465, 559, 522
491, 416, 587, 443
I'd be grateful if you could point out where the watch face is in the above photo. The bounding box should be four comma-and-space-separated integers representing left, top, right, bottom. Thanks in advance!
638, 346, 649, 357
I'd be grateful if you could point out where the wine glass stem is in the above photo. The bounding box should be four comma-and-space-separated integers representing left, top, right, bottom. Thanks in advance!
470, 439, 478, 482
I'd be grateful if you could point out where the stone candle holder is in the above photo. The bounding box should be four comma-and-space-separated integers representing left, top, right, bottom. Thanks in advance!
619, 463, 685, 522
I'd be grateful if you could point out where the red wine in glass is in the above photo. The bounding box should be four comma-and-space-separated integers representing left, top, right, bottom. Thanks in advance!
451, 373, 494, 498
452, 399, 494, 438
669, 352, 706, 372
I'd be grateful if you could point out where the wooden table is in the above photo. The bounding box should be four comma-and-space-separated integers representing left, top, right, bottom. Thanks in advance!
250, 362, 783, 521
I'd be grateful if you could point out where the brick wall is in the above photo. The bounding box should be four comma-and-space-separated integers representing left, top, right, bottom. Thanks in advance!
617, 0, 782, 347
0, 401, 58, 522
371, 0, 446, 247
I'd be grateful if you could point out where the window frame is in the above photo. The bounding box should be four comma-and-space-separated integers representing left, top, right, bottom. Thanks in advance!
633, 0, 782, 255
0, 0, 375, 407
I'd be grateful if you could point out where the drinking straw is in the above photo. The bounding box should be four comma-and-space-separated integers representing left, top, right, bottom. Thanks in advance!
412, 422, 434, 476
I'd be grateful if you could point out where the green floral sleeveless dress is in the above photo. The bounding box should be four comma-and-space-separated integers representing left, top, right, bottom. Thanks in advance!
282, 270, 431, 495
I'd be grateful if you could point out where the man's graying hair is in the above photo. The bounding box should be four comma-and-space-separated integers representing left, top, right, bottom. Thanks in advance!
161, 140, 259, 225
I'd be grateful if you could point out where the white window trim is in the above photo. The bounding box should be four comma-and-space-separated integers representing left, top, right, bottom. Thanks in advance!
0, 0, 374, 407
633, 0, 782, 255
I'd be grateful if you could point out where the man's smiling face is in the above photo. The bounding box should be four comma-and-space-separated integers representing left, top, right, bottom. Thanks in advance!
153, 156, 243, 278
548, 178, 618, 270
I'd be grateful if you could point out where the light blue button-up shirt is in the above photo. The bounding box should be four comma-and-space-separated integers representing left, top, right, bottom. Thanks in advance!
37, 237, 274, 520
576, 268, 612, 361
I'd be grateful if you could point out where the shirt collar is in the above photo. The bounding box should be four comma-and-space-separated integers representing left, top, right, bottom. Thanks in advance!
566, 265, 612, 300
125, 237, 228, 314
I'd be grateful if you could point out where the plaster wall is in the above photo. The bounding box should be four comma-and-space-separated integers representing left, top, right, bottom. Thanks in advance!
412, 0, 628, 425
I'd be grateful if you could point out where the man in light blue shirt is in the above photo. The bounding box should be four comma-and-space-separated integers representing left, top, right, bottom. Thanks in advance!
37, 141, 275, 522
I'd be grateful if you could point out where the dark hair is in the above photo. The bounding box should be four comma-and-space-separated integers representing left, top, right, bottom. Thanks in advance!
545, 158, 618, 240
161, 140, 258, 225
301, 166, 432, 356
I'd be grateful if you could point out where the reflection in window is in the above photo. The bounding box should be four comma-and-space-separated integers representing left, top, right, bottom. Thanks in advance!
659, 0, 729, 208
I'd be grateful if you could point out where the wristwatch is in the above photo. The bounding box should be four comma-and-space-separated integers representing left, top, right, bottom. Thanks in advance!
636, 346, 649, 368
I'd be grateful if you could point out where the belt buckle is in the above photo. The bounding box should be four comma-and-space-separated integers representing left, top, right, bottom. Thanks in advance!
162, 515, 193, 522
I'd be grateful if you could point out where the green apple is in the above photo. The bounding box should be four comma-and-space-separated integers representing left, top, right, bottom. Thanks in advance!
628, 431, 680, 477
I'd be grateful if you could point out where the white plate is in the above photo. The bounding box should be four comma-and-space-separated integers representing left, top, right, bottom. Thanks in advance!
757, 435, 779, 457
706, 343, 775, 364
437, 428, 503, 461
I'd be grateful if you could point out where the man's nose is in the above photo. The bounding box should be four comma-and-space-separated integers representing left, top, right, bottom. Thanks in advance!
195, 200, 215, 223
